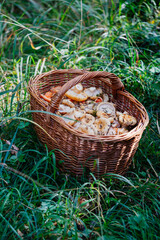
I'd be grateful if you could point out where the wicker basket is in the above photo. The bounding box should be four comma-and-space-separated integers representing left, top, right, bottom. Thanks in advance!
28, 69, 149, 177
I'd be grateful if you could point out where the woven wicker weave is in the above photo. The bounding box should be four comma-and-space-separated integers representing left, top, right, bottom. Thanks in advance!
28, 69, 149, 177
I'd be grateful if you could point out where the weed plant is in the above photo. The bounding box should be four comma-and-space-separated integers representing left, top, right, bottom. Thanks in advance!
0, 0, 160, 239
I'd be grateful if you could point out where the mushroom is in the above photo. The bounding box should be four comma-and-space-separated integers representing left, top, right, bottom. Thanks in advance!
62, 109, 76, 126
62, 115, 75, 126
71, 83, 83, 94
116, 111, 123, 117
84, 87, 102, 100
40, 94, 51, 103
96, 110, 113, 119
97, 102, 116, 117
94, 117, 110, 135
77, 124, 96, 135
117, 128, 129, 134
73, 121, 81, 129
95, 97, 103, 103
80, 101, 96, 114
107, 127, 128, 135
119, 114, 137, 127
74, 110, 86, 121
50, 86, 62, 94
40, 91, 53, 102
62, 99, 75, 108
107, 127, 117, 135
103, 93, 109, 102
112, 120, 121, 128
81, 114, 95, 125
58, 104, 75, 115
65, 89, 88, 102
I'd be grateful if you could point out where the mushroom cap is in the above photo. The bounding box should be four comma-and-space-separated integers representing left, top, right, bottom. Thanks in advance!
45, 91, 53, 98
97, 102, 116, 117
58, 104, 75, 115
62, 99, 75, 108
96, 110, 109, 118
119, 114, 137, 127
65, 90, 88, 102
107, 127, 117, 135
95, 97, 103, 103
116, 111, 123, 117
117, 128, 129, 134
71, 83, 83, 94
40, 94, 51, 103
84, 87, 102, 100
62, 113, 75, 126
74, 110, 86, 120
94, 117, 110, 135
77, 124, 96, 135
80, 102, 95, 114
107, 127, 128, 135
73, 121, 81, 129
81, 114, 95, 125
50, 86, 62, 93
112, 120, 121, 128
90, 88, 102, 100
84, 88, 93, 98
96, 111, 115, 124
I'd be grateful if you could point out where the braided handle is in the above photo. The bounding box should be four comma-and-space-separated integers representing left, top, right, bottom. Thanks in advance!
49, 71, 124, 113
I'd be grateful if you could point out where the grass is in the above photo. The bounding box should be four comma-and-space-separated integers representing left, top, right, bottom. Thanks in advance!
0, 0, 160, 239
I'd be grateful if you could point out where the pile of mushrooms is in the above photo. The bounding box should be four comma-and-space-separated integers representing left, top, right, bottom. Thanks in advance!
40, 84, 137, 136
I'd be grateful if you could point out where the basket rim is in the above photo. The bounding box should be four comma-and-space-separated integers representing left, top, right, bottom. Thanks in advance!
28, 69, 149, 142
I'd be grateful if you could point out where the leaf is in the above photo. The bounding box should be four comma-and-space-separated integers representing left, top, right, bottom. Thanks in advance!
18, 122, 30, 129
3, 127, 19, 164
28, 36, 42, 50
150, 67, 160, 73
17, 230, 23, 239
106, 173, 136, 188
157, 119, 160, 135
0, 213, 23, 240
2, 139, 19, 156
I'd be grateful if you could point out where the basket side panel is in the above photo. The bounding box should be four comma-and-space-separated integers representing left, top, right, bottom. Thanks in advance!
30, 92, 143, 177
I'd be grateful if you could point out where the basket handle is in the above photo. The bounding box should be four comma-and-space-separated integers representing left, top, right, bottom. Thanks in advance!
49, 71, 124, 113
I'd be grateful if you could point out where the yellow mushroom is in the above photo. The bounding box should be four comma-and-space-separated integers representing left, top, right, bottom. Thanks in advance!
50, 86, 62, 94
65, 89, 88, 102
117, 128, 129, 134
94, 117, 110, 135
119, 114, 137, 127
